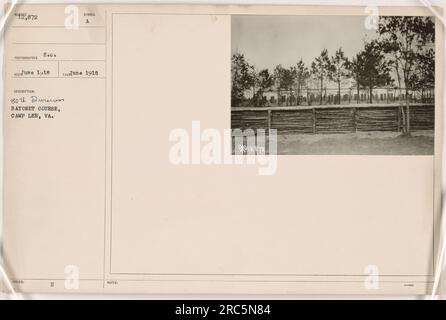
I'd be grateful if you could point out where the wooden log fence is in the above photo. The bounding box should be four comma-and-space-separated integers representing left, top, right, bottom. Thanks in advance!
231, 104, 434, 134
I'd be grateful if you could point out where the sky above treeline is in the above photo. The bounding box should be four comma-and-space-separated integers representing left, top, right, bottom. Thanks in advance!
231, 15, 378, 71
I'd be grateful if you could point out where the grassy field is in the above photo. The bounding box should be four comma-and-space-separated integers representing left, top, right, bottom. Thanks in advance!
276, 130, 434, 155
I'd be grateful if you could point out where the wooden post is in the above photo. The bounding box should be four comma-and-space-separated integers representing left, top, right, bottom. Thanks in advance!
397, 105, 401, 132
352, 107, 357, 133
312, 108, 316, 134
267, 109, 272, 133
406, 104, 410, 133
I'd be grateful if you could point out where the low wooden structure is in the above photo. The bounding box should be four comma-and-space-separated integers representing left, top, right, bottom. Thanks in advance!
231, 104, 434, 134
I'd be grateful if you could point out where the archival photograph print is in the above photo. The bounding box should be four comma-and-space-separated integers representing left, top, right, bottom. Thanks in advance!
231, 15, 435, 155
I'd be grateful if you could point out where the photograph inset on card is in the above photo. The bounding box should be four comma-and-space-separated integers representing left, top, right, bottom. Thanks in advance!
231, 15, 435, 155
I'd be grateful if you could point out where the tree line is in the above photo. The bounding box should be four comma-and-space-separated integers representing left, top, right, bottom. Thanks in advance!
231, 17, 435, 134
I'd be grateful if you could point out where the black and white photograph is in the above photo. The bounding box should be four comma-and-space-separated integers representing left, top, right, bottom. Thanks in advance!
231, 15, 436, 155
2, 2, 444, 302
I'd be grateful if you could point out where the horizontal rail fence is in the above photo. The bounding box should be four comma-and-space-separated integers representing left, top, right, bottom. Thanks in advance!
231, 104, 434, 134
